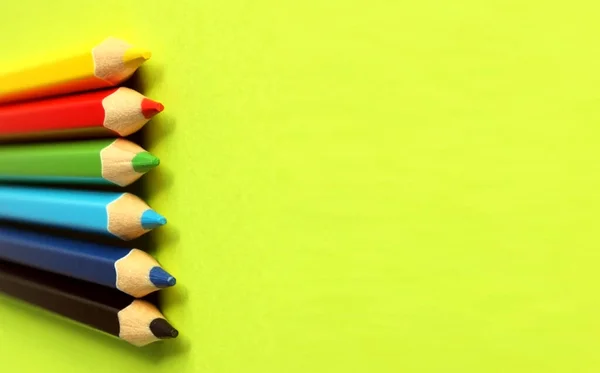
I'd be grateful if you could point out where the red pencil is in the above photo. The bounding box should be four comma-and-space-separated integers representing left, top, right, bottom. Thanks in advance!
0, 88, 163, 140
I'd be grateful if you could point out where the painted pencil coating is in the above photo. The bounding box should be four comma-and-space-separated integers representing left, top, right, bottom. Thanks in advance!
101, 139, 160, 186
0, 186, 166, 240
102, 88, 163, 136
0, 227, 175, 297
0, 87, 163, 140
115, 249, 176, 296
0, 37, 150, 104
118, 300, 179, 346
107, 193, 167, 240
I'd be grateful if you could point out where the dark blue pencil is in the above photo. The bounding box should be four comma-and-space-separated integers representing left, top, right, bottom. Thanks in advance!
0, 226, 175, 297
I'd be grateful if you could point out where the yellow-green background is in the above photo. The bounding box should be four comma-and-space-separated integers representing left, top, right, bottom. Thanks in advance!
1, 1, 600, 372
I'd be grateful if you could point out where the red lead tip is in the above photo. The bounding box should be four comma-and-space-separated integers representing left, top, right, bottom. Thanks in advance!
141, 98, 164, 119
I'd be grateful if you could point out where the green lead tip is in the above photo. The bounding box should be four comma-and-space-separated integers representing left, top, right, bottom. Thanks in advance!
132, 152, 160, 173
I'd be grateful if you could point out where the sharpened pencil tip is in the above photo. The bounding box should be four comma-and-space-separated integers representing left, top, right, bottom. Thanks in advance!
150, 318, 179, 339
132, 152, 160, 173
149, 266, 177, 288
123, 47, 152, 63
141, 98, 164, 118
141, 210, 167, 229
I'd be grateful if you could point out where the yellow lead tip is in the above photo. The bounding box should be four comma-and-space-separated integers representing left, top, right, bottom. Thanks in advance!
123, 47, 152, 63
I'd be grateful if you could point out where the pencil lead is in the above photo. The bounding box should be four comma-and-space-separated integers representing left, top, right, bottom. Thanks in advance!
149, 318, 179, 339
123, 47, 152, 63
132, 152, 160, 173
141, 210, 167, 229
141, 98, 164, 118
149, 266, 177, 288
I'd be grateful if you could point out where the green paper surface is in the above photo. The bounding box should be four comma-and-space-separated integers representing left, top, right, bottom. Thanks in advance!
2, 1, 600, 372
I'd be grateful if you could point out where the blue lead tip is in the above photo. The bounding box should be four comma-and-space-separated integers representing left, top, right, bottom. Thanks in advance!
141, 209, 167, 229
149, 266, 177, 288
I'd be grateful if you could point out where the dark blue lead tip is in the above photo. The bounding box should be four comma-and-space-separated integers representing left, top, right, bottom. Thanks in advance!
149, 266, 177, 288
141, 209, 167, 230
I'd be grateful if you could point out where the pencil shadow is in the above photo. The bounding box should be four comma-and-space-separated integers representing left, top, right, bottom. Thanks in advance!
126, 107, 176, 150
142, 330, 192, 359
133, 166, 175, 198
160, 282, 189, 307
142, 283, 187, 311
131, 226, 180, 257
124, 64, 165, 93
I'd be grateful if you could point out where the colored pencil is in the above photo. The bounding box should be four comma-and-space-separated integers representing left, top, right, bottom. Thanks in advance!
0, 260, 178, 346
0, 87, 163, 140
0, 138, 160, 186
0, 226, 175, 297
0, 37, 150, 104
0, 186, 166, 240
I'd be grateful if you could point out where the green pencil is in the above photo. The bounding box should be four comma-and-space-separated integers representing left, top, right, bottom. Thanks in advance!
0, 139, 159, 186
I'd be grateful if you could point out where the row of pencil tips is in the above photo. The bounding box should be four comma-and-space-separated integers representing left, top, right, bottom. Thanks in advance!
0, 37, 178, 347
0, 36, 163, 185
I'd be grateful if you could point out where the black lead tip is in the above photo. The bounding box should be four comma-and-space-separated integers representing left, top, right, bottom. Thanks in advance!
150, 318, 179, 339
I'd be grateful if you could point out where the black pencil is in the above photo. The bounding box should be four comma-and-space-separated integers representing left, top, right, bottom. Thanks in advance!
0, 260, 178, 346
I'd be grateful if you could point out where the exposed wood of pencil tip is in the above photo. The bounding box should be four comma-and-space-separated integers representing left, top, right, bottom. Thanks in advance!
118, 299, 177, 346
115, 249, 160, 297
93, 37, 151, 84
107, 193, 160, 240
100, 139, 157, 186
102, 87, 163, 136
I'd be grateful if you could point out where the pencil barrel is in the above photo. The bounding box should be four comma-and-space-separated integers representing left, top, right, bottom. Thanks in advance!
0, 186, 165, 239
0, 139, 158, 186
0, 37, 150, 104
0, 226, 175, 297
0, 87, 162, 141
0, 140, 103, 182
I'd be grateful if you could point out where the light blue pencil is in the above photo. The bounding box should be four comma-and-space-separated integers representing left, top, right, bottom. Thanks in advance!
0, 186, 166, 240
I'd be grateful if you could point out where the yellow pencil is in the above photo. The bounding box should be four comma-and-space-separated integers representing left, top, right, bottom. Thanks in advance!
0, 37, 150, 104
